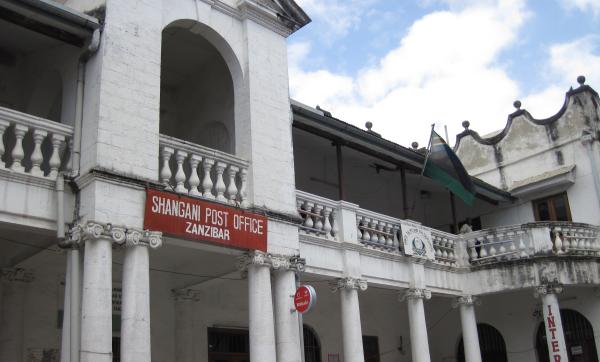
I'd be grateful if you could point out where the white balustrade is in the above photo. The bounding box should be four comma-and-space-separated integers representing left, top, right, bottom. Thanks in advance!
296, 191, 338, 240
159, 134, 250, 207
431, 230, 458, 266
0, 106, 72, 179
551, 223, 600, 256
355, 209, 400, 253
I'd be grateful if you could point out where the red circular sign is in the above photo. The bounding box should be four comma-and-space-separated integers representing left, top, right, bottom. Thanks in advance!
294, 285, 317, 314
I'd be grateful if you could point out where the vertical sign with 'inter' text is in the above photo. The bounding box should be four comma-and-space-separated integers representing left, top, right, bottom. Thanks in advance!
144, 189, 267, 251
542, 302, 568, 362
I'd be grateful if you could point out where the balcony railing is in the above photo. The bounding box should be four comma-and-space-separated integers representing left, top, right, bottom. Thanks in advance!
295, 191, 600, 268
0, 106, 72, 181
159, 134, 250, 207
296, 191, 459, 266
464, 222, 600, 265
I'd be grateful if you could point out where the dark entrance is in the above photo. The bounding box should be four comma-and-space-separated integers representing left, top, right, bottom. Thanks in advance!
304, 325, 322, 362
457, 323, 508, 362
536, 309, 598, 362
208, 328, 249, 362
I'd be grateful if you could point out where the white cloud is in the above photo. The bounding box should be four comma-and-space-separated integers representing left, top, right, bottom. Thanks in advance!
560, 0, 600, 15
293, 0, 378, 40
289, 0, 529, 146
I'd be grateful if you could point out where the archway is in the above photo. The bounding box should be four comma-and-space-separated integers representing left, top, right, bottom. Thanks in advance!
457, 323, 508, 362
303, 325, 321, 362
160, 20, 237, 154
536, 309, 598, 362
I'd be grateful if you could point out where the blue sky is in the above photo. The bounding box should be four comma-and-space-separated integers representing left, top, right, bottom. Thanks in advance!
288, 0, 600, 147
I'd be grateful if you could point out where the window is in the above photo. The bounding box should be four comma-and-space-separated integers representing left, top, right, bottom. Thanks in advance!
363, 336, 380, 362
304, 325, 322, 362
533, 193, 572, 222
207, 328, 249, 362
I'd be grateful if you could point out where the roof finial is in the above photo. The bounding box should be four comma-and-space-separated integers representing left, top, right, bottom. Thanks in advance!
577, 75, 586, 86
462, 120, 470, 130
365, 121, 373, 131
513, 100, 521, 110
411, 142, 419, 150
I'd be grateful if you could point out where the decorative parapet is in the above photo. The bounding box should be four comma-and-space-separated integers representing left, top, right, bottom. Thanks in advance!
0, 267, 34, 283
402, 288, 432, 301
329, 277, 368, 292
296, 190, 339, 240
66, 221, 162, 249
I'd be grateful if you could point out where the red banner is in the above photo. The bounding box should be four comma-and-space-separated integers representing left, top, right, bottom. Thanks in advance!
144, 189, 267, 251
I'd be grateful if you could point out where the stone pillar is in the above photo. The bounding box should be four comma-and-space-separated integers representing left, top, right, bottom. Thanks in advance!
173, 289, 201, 362
455, 295, 482, 362
78, 222, 121, 362
120, 230, 162, 362
0, 268, 34, 362
61, 254, 72, 362
535, 282, 568, 362
272, 255, 306, 362
238, 251, 277, 362
60, 237, 84, 362
330, 277, 368, 362
403, 288, 432, 362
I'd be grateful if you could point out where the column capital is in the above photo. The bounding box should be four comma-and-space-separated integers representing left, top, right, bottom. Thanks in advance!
237, 250, 272, 272
402, 288, 432, 301
329, 277, 367, 292
66, 221, 162, 249
453, 295, 480, 308
172, 289, 202, 302
1, 267, 34, 283
271, 254, 306, 273
534, 279, 563, 298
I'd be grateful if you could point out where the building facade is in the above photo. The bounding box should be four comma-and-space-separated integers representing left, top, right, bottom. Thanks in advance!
0, 1, 598, 362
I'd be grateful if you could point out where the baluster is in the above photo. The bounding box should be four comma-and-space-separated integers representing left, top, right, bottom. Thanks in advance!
159, 146, 174, 186
239, 168, 249, 208
487, 236, 497, 259
30, 129, 47, 177
507, 232, 517, 258
303, 201, 314, 230
174, 150, 188, 193
11, 125, 28, 172
201, 158, 215, 199
356, 216, 363, 241
497, 233, 506, 256
48, 134, 65, 178
518, 231, 528, 258
553, 228, 564, 255
188, 154, 202, 197
377, 222, 386, 248
322, 207, 332, 239
214, 162, 227, 202
313, 204, 324, 233
384, 224, 393, 249
562, 227, 571, 251
392, 225, 400, 251
369, 219, 379, 246
478, 237, 488, 258
226, 165, 239, 205
582, 229, 591, 252
434, 239, 442, 258
362, 217, 371, 244
330, 209, 339, 240
0, 120, 9, 168
468, 239, 478, 260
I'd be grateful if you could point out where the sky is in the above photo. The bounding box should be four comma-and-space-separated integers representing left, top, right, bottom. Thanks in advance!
287, 0, 600, 148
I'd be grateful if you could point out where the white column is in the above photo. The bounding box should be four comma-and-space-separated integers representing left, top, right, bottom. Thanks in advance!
239, 251, 277, 362
173, 289, 201, 362
535, 282, 568, 362
60, 244, 83, 362
456, 295, 482, 362
79, 223, 121, 362
61, 255, 72, 362
120, 231, 162, 362
272, 255, 305, 362
0, 268, 33, 362
330, 277, 367, 362
403, 288, 432, 362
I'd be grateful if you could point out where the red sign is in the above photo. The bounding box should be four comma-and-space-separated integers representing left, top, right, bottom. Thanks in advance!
144, 189, 267, 251
294, 285, 316, 313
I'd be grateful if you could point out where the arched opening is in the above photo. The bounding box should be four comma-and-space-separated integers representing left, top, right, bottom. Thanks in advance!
536, 309, 598, 362
303, 324, 321, 362
160, 20, 236, 154
457, 323, 508, 362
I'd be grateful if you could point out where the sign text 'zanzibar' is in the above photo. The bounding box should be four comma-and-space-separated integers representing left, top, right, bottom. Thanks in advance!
144, 189, 267, 251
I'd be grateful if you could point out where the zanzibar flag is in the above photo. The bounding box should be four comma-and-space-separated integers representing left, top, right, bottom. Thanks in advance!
423, 130, 476, 205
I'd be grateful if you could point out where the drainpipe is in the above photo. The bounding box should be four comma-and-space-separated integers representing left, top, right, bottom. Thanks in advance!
581, 129, 600, 215
57, 27, 101, 362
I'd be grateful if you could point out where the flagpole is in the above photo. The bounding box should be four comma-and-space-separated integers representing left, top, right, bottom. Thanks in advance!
408, 124, 436, 219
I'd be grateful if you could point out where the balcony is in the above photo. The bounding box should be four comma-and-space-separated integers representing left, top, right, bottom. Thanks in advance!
296, 190, 600, 269
0, 106, 73, 184
158, 134, 250, 207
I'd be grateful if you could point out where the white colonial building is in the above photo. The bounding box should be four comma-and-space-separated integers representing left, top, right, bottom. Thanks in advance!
0, 1, 598, 362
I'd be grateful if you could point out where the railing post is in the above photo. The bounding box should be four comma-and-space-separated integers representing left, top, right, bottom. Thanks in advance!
0, 120, 8, 168
30, 129, 47, 177
335, 201, 359, 244
11, 124, 28, 172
